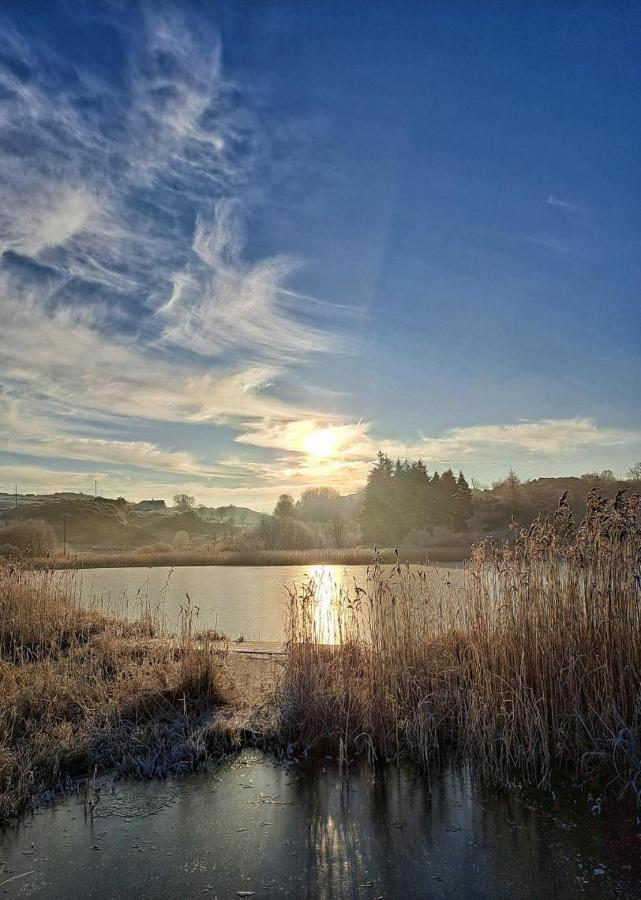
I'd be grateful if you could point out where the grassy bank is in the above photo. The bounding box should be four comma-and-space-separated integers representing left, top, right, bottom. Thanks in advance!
34, 544, 470, 570
0, 563, 274, 823
278, 490, 641, 798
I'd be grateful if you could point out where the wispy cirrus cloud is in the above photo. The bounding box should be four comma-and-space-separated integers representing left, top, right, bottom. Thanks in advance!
547, 193, 585, 213
3, 435, 227, 479
157, 199, 333, 361
404, 417, 635, 460
0, 8, 342, 496
0, 274, 307, 427
0, 9, 635, 509
0, 186, 100, 258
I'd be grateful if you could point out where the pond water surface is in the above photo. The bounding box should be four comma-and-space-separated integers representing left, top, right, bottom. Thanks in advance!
0, 751, 638, 899
71, 563, 465, 642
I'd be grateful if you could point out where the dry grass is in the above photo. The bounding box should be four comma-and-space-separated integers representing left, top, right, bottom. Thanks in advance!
35, 544, 471, 570
278, 490, 641, 798
5, 488, 638, 821
37, 547, 394, 569
0, 563, 234, 822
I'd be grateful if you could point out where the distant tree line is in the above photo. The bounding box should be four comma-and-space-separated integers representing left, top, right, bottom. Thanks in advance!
238, 457, 641, 553
360, 452, 472, 544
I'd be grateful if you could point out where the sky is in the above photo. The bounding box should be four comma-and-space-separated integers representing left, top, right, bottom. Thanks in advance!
0, 1, 640, 511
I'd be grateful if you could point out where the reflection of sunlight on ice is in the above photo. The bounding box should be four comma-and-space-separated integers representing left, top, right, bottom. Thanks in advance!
310, 565, 343, 644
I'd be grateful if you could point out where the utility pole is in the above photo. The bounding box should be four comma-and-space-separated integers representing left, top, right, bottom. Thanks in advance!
15, 484, 18, 509
63, 514, 69, 556
94, 479, 97, 498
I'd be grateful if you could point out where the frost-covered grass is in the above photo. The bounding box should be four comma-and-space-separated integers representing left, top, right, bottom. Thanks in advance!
0, 564, 230, 821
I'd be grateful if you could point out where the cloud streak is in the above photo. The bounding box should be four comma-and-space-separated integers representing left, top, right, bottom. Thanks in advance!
547, 193, 584, 213
228, 416, 641, 501
0, 8, 343, 496
157, 200, 332, 361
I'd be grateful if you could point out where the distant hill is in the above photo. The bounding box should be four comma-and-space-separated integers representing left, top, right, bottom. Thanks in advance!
0, 492, 266, 551
0, 493, 153, 550
195, 504, 265, 526
471, 473, 639, 533
1, 475, 638, 554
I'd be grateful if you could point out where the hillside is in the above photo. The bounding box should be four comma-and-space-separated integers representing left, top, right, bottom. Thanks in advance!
0, 493, 265, 551
471, 474, 639, 533
1, 473, 638, 557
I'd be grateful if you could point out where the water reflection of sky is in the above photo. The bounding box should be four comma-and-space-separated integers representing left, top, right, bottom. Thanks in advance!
0, 751, 635, 898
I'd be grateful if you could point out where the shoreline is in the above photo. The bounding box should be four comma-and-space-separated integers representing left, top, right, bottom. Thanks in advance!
30, 547, 469, 570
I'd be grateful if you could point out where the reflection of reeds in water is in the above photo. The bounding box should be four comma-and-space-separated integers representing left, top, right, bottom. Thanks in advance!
279, 490, 641, 798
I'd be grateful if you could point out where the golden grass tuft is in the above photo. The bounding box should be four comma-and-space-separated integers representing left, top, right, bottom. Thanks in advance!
278, 490, 641, 797
0, 563, 229, 821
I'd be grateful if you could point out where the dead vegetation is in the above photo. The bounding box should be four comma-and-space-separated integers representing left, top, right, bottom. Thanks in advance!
3, 488, 640, 822
278, 490, 641, 798
36, 546, 398, 570
0, 563, 251, 822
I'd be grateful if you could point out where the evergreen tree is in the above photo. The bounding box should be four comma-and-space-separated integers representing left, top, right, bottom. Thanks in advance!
407, 460, 431, 532
360, 451, 394, 543
439, 469, 459, 529
453, 471, 473, 531
360, 453, 474, 542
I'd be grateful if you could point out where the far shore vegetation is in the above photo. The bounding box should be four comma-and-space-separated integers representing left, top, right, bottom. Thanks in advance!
1, 457, 640, 567
1, 488, 640, 822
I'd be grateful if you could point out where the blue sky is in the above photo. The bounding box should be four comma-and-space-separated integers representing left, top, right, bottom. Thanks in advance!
1, 2, 640, 508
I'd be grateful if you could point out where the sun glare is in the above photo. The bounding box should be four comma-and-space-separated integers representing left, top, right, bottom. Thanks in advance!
303, 427, 336, 458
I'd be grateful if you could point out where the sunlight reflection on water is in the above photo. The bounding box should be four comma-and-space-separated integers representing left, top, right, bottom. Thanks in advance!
70, 563, 465, 642
309, 564, 342, 645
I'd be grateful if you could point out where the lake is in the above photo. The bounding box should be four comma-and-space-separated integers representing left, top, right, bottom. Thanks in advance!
69, 563, 466, 642
5, 564, 640, 897
0, 750, 636, 899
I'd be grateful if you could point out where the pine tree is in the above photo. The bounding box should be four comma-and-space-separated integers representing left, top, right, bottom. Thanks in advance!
360, 451, 395, 543
439, 469, 459, 529
453, 471, 473, 531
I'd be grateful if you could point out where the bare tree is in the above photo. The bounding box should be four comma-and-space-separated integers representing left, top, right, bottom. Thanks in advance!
173, 493, 195, 511
330, 511, 345, 548
0, 519, 56, 557
274, 494, 295, 518
627, 462, 641, 481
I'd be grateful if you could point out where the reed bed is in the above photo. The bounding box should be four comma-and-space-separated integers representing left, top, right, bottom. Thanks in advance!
37, 544, 469, 571
278, 490, 641, 798
0, 563, 229, 822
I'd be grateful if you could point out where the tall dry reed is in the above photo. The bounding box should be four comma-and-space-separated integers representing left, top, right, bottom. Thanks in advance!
278, 490, 641, 796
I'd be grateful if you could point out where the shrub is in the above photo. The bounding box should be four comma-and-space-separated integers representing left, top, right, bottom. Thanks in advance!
173, 530, 190, 548
0, 519, 57, 557
253, 516, 314, 551
0, 562, 226, 821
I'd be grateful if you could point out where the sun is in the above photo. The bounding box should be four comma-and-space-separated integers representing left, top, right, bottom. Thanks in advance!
303, 427, 336, 458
